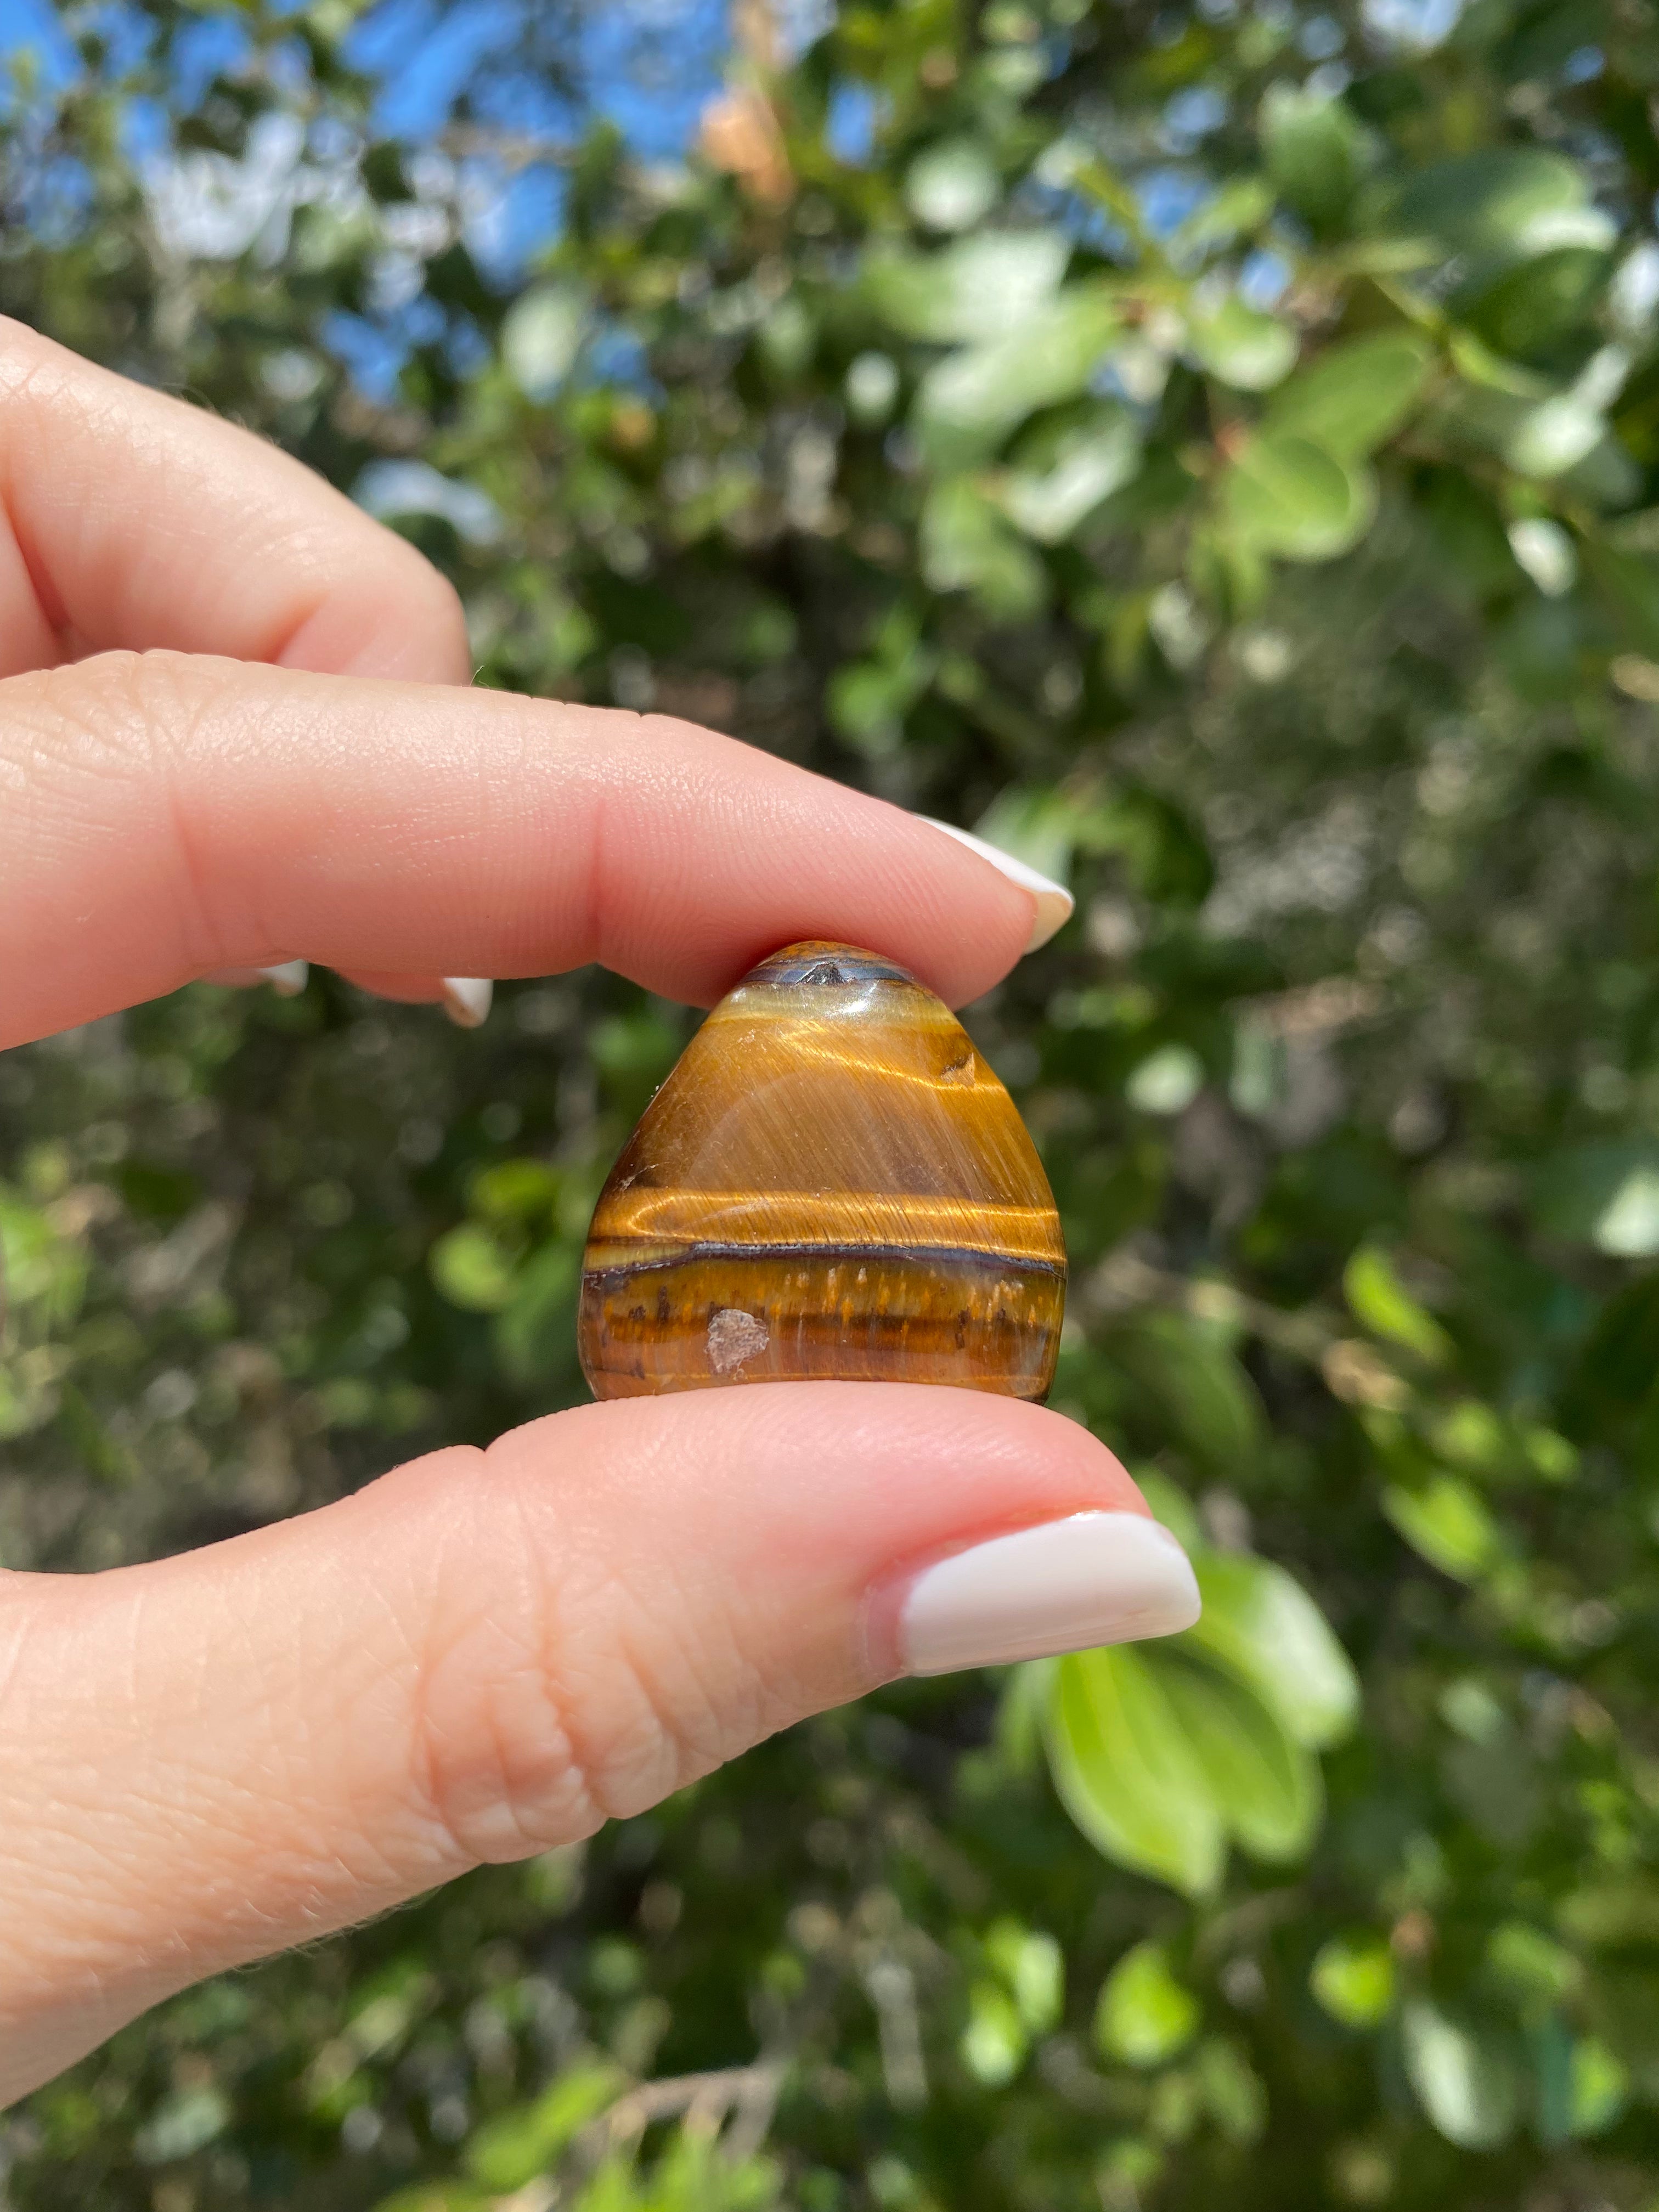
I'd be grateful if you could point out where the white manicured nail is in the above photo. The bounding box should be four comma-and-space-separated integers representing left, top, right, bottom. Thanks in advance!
260, 960, 309, 997
442, 977, 493, 1029
921, 819, 1074, 953
898, 1511, 1200, 1676
202, 960, 309, 997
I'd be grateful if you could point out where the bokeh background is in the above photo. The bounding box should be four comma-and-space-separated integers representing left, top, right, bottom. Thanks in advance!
7, 0, 1659, 2203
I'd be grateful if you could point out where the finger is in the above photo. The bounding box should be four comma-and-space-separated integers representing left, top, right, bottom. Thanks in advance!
0, 318, 469, 682
2, 652, 1071, 1046
0, 1385, 1197, 2099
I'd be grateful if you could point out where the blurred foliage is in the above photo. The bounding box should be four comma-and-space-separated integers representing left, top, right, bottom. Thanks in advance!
9, 0, 1659, 2203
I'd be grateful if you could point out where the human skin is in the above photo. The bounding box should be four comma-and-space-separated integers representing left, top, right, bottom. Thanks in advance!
0, 320, 1196, 2102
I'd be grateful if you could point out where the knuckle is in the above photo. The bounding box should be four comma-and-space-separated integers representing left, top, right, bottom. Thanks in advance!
560, 1593, 735, 1821
0, 314, 68, 402
7, 647, 216, 747
1, 650, 243, 964
404, 1509, 600, 1865
402, 1435, 781, 1865
1, 652, 161, 820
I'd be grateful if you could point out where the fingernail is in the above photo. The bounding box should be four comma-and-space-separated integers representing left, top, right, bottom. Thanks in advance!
920, 819, 1074, 953
898, 1511, 1200, 1677
202, 960, 309, 997
442, 977, 493, 1029
261, 960, 310, 998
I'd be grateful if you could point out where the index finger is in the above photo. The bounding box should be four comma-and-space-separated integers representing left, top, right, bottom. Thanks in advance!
3, 652, 1070, 1045
0, 319, 470, 682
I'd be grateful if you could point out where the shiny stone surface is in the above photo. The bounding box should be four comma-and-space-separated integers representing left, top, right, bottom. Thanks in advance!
578, 941, 1065, 1399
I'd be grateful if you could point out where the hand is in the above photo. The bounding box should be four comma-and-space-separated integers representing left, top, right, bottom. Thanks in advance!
0, 323, 1200, 2103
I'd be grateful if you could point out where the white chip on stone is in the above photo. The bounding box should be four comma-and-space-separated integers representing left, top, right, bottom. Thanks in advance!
707, 1307, 770, 1373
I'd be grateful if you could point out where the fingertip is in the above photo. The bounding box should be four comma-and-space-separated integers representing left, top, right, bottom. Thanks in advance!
492, 1384, 1173, 1695
893, 1508, 1201, 1677
500, 1381, 1148, 1559
918, 818, 1075, 957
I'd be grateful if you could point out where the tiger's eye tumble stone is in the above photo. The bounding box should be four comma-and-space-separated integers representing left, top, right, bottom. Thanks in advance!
578, 941, 1066, 1400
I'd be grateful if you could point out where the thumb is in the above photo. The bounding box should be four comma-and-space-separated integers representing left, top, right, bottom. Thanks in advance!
0, 1383, 1197, 2100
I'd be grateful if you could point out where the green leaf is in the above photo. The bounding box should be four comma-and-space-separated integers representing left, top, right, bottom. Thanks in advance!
970, 785, 1079, 888
0, 1189, 85, 1327
1310, 1937, 1396, 2029
863, 230, 1069, 343
996, 1656, 1057, 1776
470, 1157, 561, 1223
1045, 1645, 1225, 1895
1074, 785, 1215, 905
1096, 1943, 1201, 2067
1448, 328, 1553, 396
429, 1223, 517, 1313
995, 414, 1142, 541
1183, 1553, 1360, 1751
133, 2086, 230, 2164
1195, 2038, 1268, 2143
1265, 335, 1431, 459
919, 478, 1046, 618
960, 1981, 1028, 2086
1134, 1468, 1204, 1551
501, 281, 588, 398
1465, 247, 1611, 363
1110, 1310, 1266, 1469
1533, 1139, 1659, 1252
1484, 1922, 1579, 2011
1400, 2003, 1520, 2150
828, 664, 910, 756
1261, 83, 1368, 229
1567, 2035, 1629, 2138
905, 137, 1000, 231
1223, 433, 1376, 562
1343, 1245, 1452, 1363
590, 1011, 682, 1088
913, 288, 1121, 464
1569, 1269, 1659, 1429
464, 2061, 627, 2193
1389, 150, 1613, 279
494, 1240, 581, 1388
1505, 397, 1605, 478
1587, 544, 1659, 662
1170, 174, 1274, 264
1153, 1651, 1322, 1863
1188, 296, 1297, 392
1591, 1166, 1659, 1256
984, 1921, 1064, 2035
1430, 1400, 1508, 1474
1126, 1043, 1204, 1115
1382, 1475, 1500, 1581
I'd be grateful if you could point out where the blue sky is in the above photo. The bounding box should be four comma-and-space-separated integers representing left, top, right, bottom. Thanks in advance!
0, 0, 77, 82
0, 0, 729, 156
0, 0, 732, 389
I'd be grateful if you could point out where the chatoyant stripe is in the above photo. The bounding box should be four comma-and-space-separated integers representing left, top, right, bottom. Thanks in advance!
583, 1240, 1066, 1279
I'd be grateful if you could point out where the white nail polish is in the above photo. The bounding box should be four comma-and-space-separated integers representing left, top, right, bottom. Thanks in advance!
921, 818, 1075, 953
898, 1511, 1200, 1677
260, 960, 309, 998
442, 977, 493, 1029
201, 960, 309, 996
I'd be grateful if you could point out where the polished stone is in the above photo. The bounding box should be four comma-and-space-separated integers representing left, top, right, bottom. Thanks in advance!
579, 941, 1065, 1399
